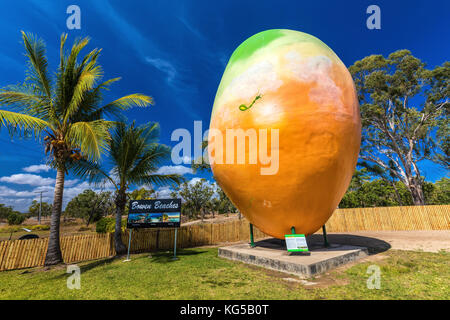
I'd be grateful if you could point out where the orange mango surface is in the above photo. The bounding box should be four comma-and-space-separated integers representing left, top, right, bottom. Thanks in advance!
209, 30, 361, 239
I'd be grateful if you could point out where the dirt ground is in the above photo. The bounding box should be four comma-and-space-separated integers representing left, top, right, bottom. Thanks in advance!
323, 230, 450, 253
182, 213, 241, 226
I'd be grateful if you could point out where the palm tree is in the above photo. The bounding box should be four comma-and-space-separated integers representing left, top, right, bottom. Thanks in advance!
128, 187, 156, 200
80, 122, 182, 254
0, 32, 152, 265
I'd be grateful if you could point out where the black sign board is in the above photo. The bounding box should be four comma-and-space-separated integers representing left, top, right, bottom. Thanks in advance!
127, 199, 181, 228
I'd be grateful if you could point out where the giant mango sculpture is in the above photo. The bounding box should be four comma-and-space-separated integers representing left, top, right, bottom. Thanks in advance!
208, 29, 361, 239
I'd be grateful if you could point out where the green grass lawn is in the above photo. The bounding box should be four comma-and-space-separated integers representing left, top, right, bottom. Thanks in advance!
0, 248, 448, 300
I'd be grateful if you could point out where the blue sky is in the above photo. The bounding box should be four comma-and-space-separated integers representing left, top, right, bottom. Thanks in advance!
0, 0, 448, 211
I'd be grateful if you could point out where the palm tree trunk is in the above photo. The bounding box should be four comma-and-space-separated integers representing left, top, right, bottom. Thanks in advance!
44, 168, 65, 266
114, 190, 127, 255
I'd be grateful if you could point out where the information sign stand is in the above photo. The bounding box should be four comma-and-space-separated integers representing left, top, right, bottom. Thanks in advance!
123, 228, 133, 262
126, 199, 182, 262
172, 228, 178, 260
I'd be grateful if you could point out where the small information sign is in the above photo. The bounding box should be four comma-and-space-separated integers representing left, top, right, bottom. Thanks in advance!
285, 234, 309, 252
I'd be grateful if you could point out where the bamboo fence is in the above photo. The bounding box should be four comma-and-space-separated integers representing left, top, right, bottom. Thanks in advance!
0, 205, 448, 271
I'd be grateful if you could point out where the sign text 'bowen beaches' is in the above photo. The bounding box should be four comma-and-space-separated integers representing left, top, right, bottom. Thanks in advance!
129, 199, 181, 213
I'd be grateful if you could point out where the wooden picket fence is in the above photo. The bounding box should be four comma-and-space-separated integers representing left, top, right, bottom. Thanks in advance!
0, 205, 448, 271
0, 219, 267, 271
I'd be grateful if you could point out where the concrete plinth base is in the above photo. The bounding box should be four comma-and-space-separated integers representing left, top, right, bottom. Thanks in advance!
218, 238, 368, 278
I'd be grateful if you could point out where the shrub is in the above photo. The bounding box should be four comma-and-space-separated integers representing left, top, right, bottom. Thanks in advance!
96, 217, 114, 233
7, 212, 26, 225
0, 224, 50, 234
32, 225, 50, 231
96, 217, 126, 233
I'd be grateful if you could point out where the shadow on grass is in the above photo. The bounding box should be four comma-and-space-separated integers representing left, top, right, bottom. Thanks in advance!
48, 248, 210, 278
149, 248, 209, 264
79, 257, 117, 273
49, 257, 116, 279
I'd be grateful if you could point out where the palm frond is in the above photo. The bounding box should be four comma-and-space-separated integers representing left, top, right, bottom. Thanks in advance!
108, 121, 181, 191
63, 63, 103, 124
69, 77, 121, 122
66, 158, 116, 189
0, 86, 43, 114
66, 120, 113, 160
128, 144, 172, 182
0, 84, 53, 121
62, 43, 103, 124
0, 86, 42, 106
21, 31, 52, 100
0, 109, 49, 137
55, 36, 91, 118
139, 174, 184, 188
59, 33, 68, 73
65, 37, 90, 73
101, 94, 153, 111
141, 122, 161, 144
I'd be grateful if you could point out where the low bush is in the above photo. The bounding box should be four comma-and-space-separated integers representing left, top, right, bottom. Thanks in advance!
96, 217, 126, 233
31, 225, 50, 231
7, 212, 26, 225
0, 224, 50, 234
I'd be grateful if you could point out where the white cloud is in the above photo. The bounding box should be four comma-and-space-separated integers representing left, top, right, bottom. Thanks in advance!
0, 186, 46, 212
22, 164, 52, 173
145, 57, 177, 84
155, 186, 174, 199
0, 174, 116, 212
63, 181, 114, 200
188, 177, 203, 185
0, 197, 32, 212
0, 186, 35, 198
0, 174, 55, 186
187, 177, 216, 189
178, 16, 205, 40
156, 165, 193, 176
31, 185, 54, 192
64, 179, 79, 187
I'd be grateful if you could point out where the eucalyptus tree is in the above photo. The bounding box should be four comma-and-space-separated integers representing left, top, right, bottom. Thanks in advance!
213, 186, 238, 216
79, 122, 182, 254
64, 190, 113, 226
173, 179, 215, 221
349, 50, 449, 205
28, 200, 52, 217
0, 32, 152, 265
